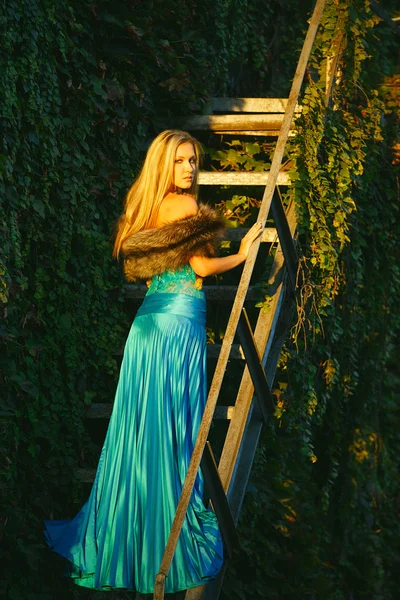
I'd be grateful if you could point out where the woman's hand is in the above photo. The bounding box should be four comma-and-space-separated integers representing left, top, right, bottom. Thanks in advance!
189, 221, 264, 277
238, 221, 264, 259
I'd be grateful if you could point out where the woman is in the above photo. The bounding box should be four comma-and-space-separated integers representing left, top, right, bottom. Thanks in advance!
43, 130, 263, 596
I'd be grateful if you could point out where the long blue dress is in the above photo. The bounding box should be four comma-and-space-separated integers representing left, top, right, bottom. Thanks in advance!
43, 264, 224, 594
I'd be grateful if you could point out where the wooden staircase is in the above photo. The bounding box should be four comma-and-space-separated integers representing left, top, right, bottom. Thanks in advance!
78, 1, 330, 598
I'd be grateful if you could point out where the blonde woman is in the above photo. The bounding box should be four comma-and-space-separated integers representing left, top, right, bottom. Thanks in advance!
44, 130, 263, 597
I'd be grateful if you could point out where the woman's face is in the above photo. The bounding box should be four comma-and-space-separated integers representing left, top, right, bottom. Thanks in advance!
173, 142, 197, 190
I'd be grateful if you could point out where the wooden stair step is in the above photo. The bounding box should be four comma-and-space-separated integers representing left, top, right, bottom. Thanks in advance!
124, 284, 257, 301
198, 171, 290, 186
114, 342, 245, 359
214, 406, 235, 420
208, 343, 244, 359
85, 403, 237, 421
175, 114, 291, 132
226, 227, 278, 242
207, 130, 295, 136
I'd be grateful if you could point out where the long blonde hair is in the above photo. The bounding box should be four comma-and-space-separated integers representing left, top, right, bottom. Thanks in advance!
112, 129, 202, 260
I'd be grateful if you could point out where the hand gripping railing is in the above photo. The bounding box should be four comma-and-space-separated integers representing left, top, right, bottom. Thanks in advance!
153, 1, 326, 597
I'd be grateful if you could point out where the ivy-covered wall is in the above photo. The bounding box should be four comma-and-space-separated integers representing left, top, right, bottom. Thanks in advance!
220, 3, 400, 600
1, 0, 399, 599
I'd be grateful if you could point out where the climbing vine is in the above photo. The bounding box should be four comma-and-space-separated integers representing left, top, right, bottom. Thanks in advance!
0, 1, 315, 598
219, 2, 400, 598
201, 2, 399, 598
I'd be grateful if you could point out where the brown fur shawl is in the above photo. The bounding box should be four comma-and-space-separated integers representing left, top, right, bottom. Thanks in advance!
121, 202, 226, 282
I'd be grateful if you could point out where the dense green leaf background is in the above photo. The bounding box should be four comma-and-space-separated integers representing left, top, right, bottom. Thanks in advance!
0, 1, 399, 598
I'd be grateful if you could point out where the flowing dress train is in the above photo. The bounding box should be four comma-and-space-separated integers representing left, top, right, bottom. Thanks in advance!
43, 264, 224, 593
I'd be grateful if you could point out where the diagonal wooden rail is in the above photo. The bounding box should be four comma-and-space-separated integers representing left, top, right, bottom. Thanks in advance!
153, 1, 326, 598
199, 200, 298, 600
218, 199, 298, 509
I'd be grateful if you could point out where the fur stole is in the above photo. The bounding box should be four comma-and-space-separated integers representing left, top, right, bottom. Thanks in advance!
121, 202, 226, 282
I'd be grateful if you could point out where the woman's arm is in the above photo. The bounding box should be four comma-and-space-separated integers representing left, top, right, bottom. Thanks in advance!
189, 221, 263, 277
156, 195, 263, 277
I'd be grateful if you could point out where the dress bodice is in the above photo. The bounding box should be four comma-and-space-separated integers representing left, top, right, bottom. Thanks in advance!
146, 264, 204, 299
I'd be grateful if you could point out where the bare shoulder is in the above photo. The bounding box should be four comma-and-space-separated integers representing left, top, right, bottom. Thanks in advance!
157, 193, 198, 225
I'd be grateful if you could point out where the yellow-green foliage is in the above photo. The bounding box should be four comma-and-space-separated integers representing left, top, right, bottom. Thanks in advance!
205, 2, 400, 599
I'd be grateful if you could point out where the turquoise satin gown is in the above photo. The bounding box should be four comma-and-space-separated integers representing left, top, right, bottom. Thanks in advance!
43, 264, 224, 594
